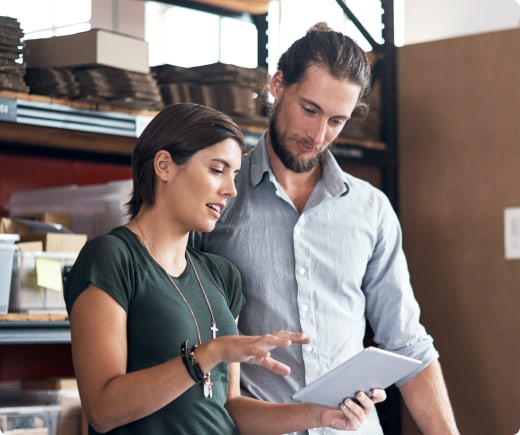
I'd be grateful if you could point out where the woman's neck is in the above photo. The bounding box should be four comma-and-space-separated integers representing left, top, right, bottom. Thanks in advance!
129, 212, 189, 277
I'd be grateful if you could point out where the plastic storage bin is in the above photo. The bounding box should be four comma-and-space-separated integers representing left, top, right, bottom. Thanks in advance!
22, 392, 81, 435
0, 404, 61, 435
9, 251, 78, 313
0, 234, 20, 314
6, 179, 132, 239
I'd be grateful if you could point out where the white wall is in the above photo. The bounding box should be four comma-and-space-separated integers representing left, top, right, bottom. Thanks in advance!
404, 0, 520, 45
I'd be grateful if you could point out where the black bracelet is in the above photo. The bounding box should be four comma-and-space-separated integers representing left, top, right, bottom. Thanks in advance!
180, 340, 202, 383
188, 344, 205, 381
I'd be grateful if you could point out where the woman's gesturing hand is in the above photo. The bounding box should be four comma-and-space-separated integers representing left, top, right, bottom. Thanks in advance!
216, 331, 310, 375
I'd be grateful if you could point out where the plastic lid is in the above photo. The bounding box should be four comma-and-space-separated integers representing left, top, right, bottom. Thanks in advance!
0, 233, 20, 244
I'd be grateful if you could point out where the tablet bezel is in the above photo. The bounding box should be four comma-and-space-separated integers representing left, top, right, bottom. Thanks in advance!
291, 346, 423, 408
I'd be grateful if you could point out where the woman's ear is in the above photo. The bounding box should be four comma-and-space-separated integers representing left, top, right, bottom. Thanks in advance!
154, 150, 172, 181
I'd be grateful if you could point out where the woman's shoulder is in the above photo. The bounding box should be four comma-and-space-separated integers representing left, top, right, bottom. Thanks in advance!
78, 226, 137, 259
188, 245, 238, 271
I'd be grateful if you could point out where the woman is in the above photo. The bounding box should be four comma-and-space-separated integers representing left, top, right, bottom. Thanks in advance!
64, 103, 385, 434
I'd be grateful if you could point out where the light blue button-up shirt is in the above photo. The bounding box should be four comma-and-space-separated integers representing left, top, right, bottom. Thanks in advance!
195, 133, 438, 435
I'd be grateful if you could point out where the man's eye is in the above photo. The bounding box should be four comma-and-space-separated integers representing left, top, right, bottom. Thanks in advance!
330, 119, 346, 127
303, 106, 316, 114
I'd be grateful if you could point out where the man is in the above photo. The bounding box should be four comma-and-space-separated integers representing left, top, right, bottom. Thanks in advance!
194, 23, 460, 434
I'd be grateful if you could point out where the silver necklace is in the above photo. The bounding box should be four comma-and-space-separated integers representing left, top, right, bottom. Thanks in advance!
134, 219, 218, 341
134, 219, 218, 397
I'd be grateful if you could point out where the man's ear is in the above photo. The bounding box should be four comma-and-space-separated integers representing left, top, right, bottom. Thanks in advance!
154, 150, 172, 181
270, 71, 285, 99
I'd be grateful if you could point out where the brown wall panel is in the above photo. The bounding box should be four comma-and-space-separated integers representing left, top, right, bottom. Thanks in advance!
398, 29, 520, 435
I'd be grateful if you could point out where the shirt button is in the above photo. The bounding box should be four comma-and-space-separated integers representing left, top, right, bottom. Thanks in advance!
305, 345, 313, 353
295, 228, 301, 236
298, 267, 305, 275
302, 305, 309, 312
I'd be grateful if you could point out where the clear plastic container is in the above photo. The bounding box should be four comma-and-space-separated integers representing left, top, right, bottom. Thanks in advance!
0, 239, 18, 314
0, 404, 61, 435
9, 251, 77, 313
6, 179, 132, 238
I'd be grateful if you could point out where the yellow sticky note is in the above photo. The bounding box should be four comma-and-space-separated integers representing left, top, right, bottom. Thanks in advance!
35, 257, 63, 292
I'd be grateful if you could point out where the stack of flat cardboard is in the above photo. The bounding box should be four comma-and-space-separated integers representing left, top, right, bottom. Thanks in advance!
24, 67, 80, 99
153, 62, 269, 119
0, 16, 29, 93
74, 66, 163, 110
152, 64, 203, 106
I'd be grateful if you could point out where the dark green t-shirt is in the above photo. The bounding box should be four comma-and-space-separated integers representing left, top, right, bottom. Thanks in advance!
64, 226, 245, 435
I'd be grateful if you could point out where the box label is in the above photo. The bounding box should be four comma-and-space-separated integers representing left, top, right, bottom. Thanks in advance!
0, 97, 16, 122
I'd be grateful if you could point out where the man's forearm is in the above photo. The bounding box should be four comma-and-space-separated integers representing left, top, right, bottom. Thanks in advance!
399, 360, 460, 434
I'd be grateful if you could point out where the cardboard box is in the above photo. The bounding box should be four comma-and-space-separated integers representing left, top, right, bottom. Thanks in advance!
16, 214, 72, 231
0, 218, 87, 254
21, 234, 86, 254
6, 180, 132, 239
22, 379, 78, 391
16, 242, 44, 253
24, 29, 150, 74
0, 218, 24, 235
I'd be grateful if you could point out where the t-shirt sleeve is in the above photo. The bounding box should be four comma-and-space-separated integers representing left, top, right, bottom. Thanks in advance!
220, 258, 245, 318
64, 233, 135, 314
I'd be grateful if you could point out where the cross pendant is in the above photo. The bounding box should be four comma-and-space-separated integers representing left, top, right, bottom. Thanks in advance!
210, 322, 218, 339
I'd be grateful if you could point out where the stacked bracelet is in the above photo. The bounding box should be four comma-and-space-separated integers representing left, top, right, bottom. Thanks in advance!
180, 340, 213, 398
180, 340, 201, 382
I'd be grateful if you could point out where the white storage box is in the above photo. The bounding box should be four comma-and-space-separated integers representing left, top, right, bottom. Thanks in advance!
0, 234, 20, 314
9, 251, 78, 313
7, 179, 132, 239
24, 29, 150, 74
0, 404, 61, 435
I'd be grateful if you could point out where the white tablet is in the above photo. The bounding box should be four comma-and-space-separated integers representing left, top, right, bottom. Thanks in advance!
291, 347, 423, 408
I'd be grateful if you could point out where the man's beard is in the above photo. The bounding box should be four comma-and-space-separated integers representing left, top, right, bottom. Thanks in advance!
268, 110, 326, 174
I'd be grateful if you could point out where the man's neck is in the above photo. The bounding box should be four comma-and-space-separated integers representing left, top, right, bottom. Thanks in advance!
265, 136, 321, 213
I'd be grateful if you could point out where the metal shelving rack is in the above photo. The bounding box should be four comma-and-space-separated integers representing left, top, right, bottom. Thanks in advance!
0, 320, 70, 344
334, 0, 398, 209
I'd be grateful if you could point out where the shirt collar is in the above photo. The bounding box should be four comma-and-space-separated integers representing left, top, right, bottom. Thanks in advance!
249, 132, 350, 197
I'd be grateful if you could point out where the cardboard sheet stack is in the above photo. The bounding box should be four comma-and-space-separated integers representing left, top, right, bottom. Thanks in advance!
74, 65, 164, 110
23, 29, 164, 111
24, 65, 164, 110
194, 62, 268, 118
341, 52, 382, 141
343, 76, 382, 141
0, 16, 29, 93
152, 64, 201, 105
153, 62, 269, 119
24, 67, 80, 99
